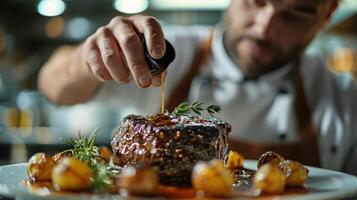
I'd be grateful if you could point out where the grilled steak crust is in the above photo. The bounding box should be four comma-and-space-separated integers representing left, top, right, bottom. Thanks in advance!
111, 113, 231, 185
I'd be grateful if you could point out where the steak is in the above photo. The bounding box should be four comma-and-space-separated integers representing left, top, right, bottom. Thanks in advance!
111, 113, 231, 185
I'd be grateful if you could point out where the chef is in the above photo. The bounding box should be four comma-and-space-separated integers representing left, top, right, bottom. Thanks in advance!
38, 0, 357, 175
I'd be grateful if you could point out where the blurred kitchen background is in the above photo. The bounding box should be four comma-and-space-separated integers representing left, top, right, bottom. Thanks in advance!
0, 0, 356, 165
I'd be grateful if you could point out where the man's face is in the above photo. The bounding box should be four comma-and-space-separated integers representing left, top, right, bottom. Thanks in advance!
223, 0, 336, 77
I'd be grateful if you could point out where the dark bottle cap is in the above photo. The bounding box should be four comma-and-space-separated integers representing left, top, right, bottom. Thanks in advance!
140, 34, 175, 76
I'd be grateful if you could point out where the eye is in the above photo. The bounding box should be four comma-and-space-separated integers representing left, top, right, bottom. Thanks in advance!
280, 12, 303, 23
294, 5, 317, 16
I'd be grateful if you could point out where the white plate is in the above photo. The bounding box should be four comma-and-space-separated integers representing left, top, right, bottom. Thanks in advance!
0, 160, 357, 200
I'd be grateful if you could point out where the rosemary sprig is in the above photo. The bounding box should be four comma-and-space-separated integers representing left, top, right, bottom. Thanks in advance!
65, 129, 99, 166
90, 163, 114, 192
172, 101, 221, 117
172, 102, 189, 116
191, 101, 204, 115
207, 104, 221, 117
65, 129, 113, 191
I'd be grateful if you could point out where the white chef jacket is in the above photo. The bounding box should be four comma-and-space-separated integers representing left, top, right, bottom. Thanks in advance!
93, 24, 357, 175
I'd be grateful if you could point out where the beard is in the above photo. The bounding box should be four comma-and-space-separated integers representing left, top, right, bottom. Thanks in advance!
222, 11, 309, 78
223, 32, 307, 78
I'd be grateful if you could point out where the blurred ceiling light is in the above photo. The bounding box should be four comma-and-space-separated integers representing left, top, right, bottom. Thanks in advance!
45, 17, 65, 38
37, 0, 66, 17
113, 0, 149, 14
67, 17, 92, 39
151, 0, 230, 10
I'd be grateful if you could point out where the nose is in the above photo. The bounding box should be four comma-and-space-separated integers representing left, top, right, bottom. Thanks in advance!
251, 5, 277, 40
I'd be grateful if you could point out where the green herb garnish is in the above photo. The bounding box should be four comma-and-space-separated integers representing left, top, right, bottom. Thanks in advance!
207, 104, 221, 117
65, 129, 99, 165
64, 129, 113, 192
90, 163, 114, 192
172, 101, 221, 117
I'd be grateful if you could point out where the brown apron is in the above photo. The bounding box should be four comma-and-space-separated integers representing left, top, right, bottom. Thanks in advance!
166, 34, 321, 167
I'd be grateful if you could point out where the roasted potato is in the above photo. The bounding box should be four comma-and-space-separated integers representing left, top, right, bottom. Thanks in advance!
257, 151, 285, 168
52, 157, 92, 191
192, 159, 233, 197
225, 150, 244, 170
52, 151, 73, 164
278, 160, 308, 187
119, 166, 159, 196
27, 153, 57, 181
253, 164, 286, 193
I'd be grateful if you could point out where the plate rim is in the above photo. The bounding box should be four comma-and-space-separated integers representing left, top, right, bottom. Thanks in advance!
0, 161, 357, 200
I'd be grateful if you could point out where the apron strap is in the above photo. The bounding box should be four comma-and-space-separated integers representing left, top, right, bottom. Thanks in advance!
293, 63, 315, 139
292, 62, 321, 166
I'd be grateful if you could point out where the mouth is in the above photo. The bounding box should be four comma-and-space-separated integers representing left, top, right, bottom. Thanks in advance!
236, 38, 275, 66
242, 39, 272, 57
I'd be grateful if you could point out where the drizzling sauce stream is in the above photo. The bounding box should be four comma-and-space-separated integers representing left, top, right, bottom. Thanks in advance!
161, 72, 165, 113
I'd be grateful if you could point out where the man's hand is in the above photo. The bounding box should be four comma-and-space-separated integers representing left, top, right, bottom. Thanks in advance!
81, 15, 166, 88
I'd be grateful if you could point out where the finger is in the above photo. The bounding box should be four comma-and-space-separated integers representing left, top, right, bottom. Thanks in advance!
96, 27, 130, 83
130, 15, 166, 59
111, 18, 152, 88
85, 43, 112, 82
151, 74, 162, 87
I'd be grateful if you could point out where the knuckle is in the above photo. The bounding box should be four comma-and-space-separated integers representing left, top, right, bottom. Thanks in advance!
143, 17, 158, 27
98, 37, 117, 66
83, 36, 96, 49
120, 33, 137, 47
96, 26, 110, 35
129, 14, 144, 22
102, 50, 115, 65
130, 60, 147, 72
92, 67, 110, 81
110, 16, 129, 26
102, 47, 115, 58
101, 37, 114, 49
110, 16, 122, 25
91, 64, 105, 75
130, 14, 145, 19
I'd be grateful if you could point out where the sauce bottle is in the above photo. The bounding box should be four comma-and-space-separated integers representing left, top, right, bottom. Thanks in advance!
140, 34, 176, 75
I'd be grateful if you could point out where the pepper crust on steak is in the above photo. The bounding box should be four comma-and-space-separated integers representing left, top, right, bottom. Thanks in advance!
111, 113, 231, 185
